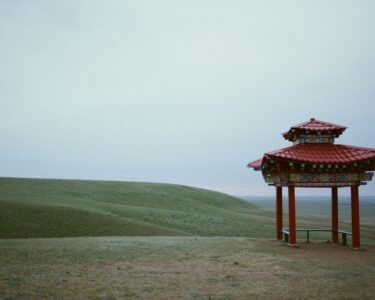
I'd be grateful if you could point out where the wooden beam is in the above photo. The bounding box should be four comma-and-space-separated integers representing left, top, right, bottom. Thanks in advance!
331, 187, 339, 243
288, 186, 297, 245
351, 185, 360, 249
276, 187, 283, 240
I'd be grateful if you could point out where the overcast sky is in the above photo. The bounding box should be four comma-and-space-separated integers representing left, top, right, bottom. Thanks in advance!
1, 1, 375, 196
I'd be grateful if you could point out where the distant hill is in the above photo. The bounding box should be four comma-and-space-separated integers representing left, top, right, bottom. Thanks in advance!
0, 177, 275, 238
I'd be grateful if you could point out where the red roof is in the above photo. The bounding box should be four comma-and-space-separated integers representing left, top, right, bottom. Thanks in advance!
283, 118, 346, 141
265, 144, 375, 164
248, 158, 262, 169
248, 119, 375, 172
290, 118, 346, 132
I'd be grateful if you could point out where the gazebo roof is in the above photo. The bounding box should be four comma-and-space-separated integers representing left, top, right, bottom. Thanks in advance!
283, 118, 346, 142
249, 144, 375, 166
248, 118, 375, 187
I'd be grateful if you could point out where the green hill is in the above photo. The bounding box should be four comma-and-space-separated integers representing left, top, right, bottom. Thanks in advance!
0, 177, 274, 238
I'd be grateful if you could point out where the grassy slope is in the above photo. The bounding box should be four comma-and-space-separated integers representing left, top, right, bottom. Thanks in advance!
0, 177, 275, 238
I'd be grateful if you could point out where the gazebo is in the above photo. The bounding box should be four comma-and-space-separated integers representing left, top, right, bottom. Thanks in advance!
248, 118, 375, 249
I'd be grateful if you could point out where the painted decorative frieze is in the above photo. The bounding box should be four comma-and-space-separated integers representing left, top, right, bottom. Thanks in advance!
263, 172, 374, 187
289, 173, 373, 183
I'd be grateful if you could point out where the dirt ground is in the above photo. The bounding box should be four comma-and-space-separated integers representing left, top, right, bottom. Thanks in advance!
1, 237, 375, 299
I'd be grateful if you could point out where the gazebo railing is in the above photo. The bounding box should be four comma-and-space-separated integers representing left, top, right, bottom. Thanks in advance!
282, 228, 352, 246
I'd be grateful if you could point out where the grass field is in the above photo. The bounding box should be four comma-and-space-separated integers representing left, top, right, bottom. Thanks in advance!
2, 177, 374, 243
1, 177, 375, 299
1, 237, 375, 299
0, 177, 275, 238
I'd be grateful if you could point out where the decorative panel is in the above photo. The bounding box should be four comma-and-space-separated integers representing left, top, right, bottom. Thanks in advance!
264, 172, 373, 187
289, 173, 373, 183
294, 135, 334, 145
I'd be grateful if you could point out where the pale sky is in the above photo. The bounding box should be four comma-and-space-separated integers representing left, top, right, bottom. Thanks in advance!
1, 1, 375, 196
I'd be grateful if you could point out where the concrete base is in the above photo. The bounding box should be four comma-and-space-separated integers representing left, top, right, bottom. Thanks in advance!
287, 243, 300, 248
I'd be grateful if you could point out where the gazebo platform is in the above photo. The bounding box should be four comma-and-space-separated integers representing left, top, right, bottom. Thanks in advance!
281, 228, 352, 245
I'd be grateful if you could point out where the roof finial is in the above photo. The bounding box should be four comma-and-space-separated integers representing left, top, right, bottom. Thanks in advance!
310, 117, 315, 121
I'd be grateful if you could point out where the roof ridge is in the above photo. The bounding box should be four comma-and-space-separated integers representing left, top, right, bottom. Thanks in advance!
291, 118, 347, 130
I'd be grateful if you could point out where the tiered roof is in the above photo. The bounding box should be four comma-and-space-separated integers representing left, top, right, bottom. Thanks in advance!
248, 118, 375, 187
282, 118, 346, 142
249, 144, 375, 168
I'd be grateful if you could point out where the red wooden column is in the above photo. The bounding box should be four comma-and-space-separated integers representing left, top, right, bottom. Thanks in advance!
276, 186, 283, 240
288, 186, 297, 245
331, 187, 339, 243
351, 185, 360, 249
